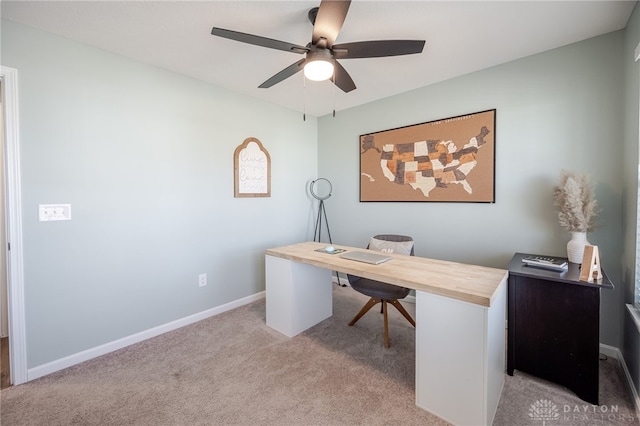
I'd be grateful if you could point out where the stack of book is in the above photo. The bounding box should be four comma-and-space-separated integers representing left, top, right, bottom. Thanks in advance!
521, 255, 568, 271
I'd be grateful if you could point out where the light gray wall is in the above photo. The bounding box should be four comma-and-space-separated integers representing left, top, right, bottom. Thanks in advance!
1, 20, 318, 368
623, 3, 640, 398
318, 31, 625, 347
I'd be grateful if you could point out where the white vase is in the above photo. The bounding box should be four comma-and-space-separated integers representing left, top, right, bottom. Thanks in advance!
567, 231, 590, 264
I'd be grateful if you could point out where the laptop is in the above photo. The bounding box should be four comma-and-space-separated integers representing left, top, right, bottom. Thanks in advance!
339, 251, 392, 265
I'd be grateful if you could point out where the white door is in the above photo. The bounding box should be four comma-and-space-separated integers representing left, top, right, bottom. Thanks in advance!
0, 82, 7, 338
1, 65, 27, 385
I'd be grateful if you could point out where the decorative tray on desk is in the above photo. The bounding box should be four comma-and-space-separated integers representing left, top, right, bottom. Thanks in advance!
314, 248, 346, 255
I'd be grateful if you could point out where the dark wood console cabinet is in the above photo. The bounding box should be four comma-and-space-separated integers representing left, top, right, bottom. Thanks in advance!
507, 253, 613, 405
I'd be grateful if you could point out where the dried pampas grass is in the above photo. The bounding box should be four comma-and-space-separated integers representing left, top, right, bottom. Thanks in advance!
553, 171, 599, 232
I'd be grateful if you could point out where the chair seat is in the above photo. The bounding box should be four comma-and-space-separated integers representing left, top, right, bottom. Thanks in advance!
349, 277, 411, 300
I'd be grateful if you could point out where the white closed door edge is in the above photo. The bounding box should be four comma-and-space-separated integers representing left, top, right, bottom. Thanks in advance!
1, 65, 27, 385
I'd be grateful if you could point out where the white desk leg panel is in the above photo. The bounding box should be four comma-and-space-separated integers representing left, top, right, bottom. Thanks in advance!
416, 281, 506, 426
265, 255, 333, 337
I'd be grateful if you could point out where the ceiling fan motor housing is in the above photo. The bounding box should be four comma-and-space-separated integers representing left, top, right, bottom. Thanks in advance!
306, 47, 332, 63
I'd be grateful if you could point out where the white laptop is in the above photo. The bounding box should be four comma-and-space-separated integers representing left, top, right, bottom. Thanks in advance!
339, 251, 392, 265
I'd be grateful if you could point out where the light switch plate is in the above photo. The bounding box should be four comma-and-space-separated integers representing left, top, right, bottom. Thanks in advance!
39, 204, 71, 221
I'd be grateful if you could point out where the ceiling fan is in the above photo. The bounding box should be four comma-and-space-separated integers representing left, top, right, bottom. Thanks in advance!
210, 0, 425, 93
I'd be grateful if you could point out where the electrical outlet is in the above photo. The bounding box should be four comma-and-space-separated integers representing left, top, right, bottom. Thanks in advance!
198, 273, 207, 287
39, 204, 71, 221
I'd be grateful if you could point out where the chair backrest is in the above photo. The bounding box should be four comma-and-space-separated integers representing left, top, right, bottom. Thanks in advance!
367, 234, 415, 256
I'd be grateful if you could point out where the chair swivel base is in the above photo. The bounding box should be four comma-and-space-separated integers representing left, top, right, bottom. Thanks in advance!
349, 297, 415, 348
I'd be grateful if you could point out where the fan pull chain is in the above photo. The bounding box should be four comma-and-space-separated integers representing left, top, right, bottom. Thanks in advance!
303, 75, 307, 122
332, 73, 336, 117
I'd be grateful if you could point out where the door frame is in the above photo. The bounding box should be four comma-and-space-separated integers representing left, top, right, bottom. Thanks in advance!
1, 66, 27, 385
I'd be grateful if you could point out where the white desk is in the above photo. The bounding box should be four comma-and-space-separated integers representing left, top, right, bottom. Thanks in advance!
265, 242, 508, 426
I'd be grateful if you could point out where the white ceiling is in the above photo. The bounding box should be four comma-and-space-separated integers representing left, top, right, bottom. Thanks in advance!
1, 1, 636, 117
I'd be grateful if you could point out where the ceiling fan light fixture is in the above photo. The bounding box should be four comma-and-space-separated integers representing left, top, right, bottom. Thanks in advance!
304, 49, 334, 81
304, 59, 334, 81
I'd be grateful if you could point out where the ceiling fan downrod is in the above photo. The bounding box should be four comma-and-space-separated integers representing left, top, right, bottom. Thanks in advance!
308, 7, 319, 25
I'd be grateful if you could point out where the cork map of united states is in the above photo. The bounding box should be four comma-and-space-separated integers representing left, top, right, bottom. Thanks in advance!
360, 110, 495, 202
379, 126, 488, 197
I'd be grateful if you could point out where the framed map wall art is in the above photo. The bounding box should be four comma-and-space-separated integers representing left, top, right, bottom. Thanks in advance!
359, 109, 496, 203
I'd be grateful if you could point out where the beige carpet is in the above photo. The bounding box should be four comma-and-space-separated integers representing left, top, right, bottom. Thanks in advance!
1, 286, 638, 425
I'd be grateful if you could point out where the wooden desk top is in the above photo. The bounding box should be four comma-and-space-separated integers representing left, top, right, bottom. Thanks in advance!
266, 241, 508, 307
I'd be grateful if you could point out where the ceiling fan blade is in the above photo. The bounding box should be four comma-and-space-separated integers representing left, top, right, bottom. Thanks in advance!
259, 58, 307, 89
332, 40, 425, 59
332, 60, 356, 93
312, 0, 351, 47
211, 27, 309, 54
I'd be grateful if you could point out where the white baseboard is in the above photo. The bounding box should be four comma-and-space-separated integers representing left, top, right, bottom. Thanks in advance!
628, 304, 640, 333
27, 291, 266, 382
600, 343, 640, 418
599, 343, 620, 360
